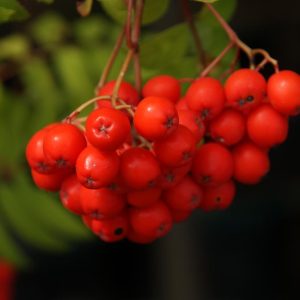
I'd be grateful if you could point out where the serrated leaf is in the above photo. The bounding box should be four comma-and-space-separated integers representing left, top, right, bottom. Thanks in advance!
0, 0, 29, 23
99, 0, 170, 25
77, 0, 93, 17
0, 219, 29, 268
193, 0, 219, 3
0, 185, 70, 252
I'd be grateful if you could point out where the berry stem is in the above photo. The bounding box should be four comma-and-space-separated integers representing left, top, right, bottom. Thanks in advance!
205, 3, 279, 72
181, 0, 207, 69
95, 26, 126, 93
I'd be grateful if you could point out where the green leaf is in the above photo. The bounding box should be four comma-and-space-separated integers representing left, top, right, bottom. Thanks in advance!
0, 0, 29, 23
193, 0, 219, 3
0, 219, 29, 268
140, 23, 189, 70
0, 185, 70, 252
77, 0, 93, 17
99, 0, 170, 25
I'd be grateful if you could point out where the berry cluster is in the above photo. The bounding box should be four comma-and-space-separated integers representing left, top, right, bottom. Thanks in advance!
26, 69, 300, 243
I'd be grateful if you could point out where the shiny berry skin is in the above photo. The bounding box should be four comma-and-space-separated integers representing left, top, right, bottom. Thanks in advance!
232, 142, 270, 184
89, 213, 129, 243
142, 75, 181, 103
120, 147, 161, 189
85, 108, 131, 151
80, 186, 125, 219
76, 146, 119, 189
247, 104, 289, 148
96, 80, 139, 106
225, 68, 267, 112
201, 180, 236, 212
26, 124, 58, 174
209, 109, 246, 146
43, 123, 87, 169
59, 174, 83, 215
129, 201, 172, 239
133, 96, 179, 140
159, 163, 192, 189
31, 168, 71, 192
164, 176, 203, 212
177, 109, 206, 142
185, 77, 225, 120
127, 187, 162, 208
192, 143, 234, 186
153, 125, 196, 167
267, 70, 300, 115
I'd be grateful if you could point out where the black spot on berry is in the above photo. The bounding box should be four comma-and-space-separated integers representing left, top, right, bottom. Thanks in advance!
114, 228, 123, 235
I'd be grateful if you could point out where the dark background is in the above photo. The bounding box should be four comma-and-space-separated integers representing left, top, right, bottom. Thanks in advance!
11, 0, 300, 299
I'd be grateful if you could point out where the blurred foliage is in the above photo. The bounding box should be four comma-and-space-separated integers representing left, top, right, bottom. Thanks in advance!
0, 0, 236, 268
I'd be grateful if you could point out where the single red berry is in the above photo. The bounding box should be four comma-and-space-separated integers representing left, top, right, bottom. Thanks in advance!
120, 147, 161, 189
59, 174, 83, 215
31, 168, 71, 192
159, 163, 192, 189
0, 261, 15, 300
225, 68, 267, 112
96, 100, 113, 109
185, 77, 225, 120
85, 108, 131, 151
176, 97, 189, 111
164, 175, 203, 212
127, 228, 157, 244
133, 96, 179, 140
170, 209, 192, 223
201, 180, 236, 212
209, 109, 246, 146
97, 80, 139, 106
192, 143, 234, 186
142, 75, 181, 103
127, 187, 162, 208
267, 70, 300, 115
26, 124, 58, 174
247, 104, 289, 148
232, 141, 270, 184
80, 185, 125, 219
129, 201, 173, 239
76, 146, 119, 189
43, 123, 86, 169
177, 109, 206, 142
90, 213, 129, 243
153, 125, 196, 167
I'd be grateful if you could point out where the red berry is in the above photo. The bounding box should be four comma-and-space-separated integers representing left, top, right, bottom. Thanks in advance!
97, 80, 139, 106
127, 187, 162, 208
170, 209, 192, 223
177, 109, 206, 142
26, 124, 58, 174
90, 213, 129, 242
31, 168, 71, 192
59, 174, 83, 214
192, 143, 234, 186
232, 141, 270, 184
120, 147, 161, 189
76, 146, 119, 189
127, 228, 157, 244
201, 180, 236, 212
164, 176, 203, 211
247, 104, 289, 148
80, 185, 125, 219
209, 109, 246, 146
142, 75, 181, 103
129, 201, 172, 239
134, 96, 179, 140
153, 125, 196, 167
85, 108, 131, 151
176, 97, 189, 111
225, 68, 267, 112
267, 70, 300, 115
43, 123, 87, 169
186, 77, 225, 120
